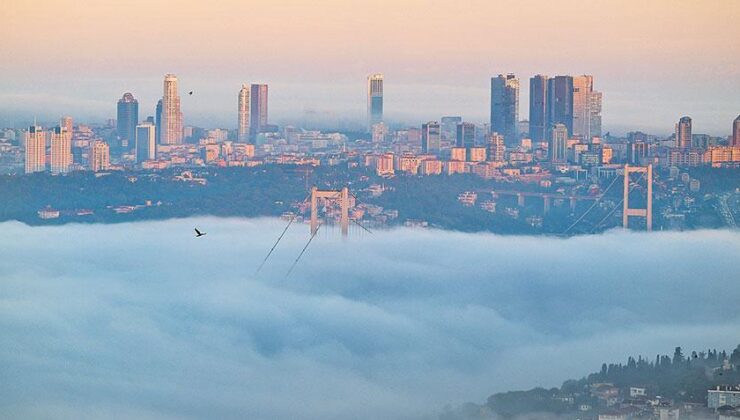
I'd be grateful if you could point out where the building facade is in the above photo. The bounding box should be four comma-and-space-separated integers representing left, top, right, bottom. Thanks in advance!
367, 74, 383, 131
490, 73, 519, 145
116, 92, 139, 151
421, 121, 441, 154
135, 123, 156, 163
25, 125, 46, 174
547, 75, 574, 136
550, 123, 568, 163
238, 84, 250, 142
50, 125, 72, 174
676, 116, 692, 149
250, 84, 268, 139
160, 74, 183, 145
529, 75, 548, 142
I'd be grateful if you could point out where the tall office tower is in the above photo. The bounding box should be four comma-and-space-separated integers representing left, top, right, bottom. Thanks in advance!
116, 92, 139, 150
135, 123, 156, 163
237, 84, 250, 142
675, 116, 692, 149
421, 121, 441, 154
61, 116, 73, 138
732, 115, 740, 147
249, 84, 268, 139
367, 73, 383, 131
547, 75, 574, 135
160, 74, 183, 145
25, 125, 46, 174
155, 99, 163, 144
50, 125, 72, 174
440, 116, 462, 139
490, 73, 519, 145
90, 140, 110, 171
488, 132, 505, 162
529, 75, 548, 142
590, 90, 603, 138
572, 75, 593, 140
549, 123, 568, 163
456, 122, 476, 159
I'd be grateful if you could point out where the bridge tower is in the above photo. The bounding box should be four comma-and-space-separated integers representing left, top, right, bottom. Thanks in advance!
622, 164, 653, 231
310, 186, 350, 236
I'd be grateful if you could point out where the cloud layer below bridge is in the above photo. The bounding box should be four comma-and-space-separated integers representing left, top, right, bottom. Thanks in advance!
1, 218, 738, 419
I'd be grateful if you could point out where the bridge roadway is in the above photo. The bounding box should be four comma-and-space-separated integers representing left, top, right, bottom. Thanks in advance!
477, 189, 602, 213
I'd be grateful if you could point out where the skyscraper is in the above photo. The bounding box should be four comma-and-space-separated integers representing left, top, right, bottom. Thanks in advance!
550, 123, 568, 163
490, 74, 519, 145
572, 75, 592, 140
25, 125, 46, 174
456, 122, 476, 159
367, 74, 383, 131
155, 99, 163, 144
249, 84, 268, 139
590, 90, 603, 139
90, 140, 110, 171
675, 116, 692, 149
135, 123, 156, 163
61, 116, 73, 138
116, 92, 139, 151
488, 132, 505, 162
50, 125, 72, 174
237, 84, 250, 143
421, 121, 441, 154
529, 75, 548, 142
160, 74, 183, 145
732, 115, 740, 147
547, 76, 574, 136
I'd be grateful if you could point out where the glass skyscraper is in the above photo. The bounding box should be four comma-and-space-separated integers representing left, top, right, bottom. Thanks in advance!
116, 92, 139, 151
367, 74, 383, 131
490, 73, 519, 146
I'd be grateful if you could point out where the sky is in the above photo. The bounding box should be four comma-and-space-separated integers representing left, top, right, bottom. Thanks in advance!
1, 0, 739, 134
1, 218, 739, 419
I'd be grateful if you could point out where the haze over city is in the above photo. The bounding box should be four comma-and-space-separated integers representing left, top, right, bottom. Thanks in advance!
2, 0, 739, 134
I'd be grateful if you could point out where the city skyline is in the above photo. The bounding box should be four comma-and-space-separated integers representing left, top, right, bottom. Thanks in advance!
1, 0, 738, 134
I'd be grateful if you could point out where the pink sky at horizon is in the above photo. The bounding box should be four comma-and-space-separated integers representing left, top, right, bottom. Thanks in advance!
1, 0, 738, 134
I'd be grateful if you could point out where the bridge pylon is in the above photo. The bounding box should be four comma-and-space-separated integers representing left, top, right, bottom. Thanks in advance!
622, 164, 653, 231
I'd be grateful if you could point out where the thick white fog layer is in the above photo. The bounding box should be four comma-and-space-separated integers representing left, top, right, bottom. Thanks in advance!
1, 218, 739, 419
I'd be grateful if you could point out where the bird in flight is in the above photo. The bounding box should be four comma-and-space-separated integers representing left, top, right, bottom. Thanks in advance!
188, 91, 193, 95
194, 228, 206, 237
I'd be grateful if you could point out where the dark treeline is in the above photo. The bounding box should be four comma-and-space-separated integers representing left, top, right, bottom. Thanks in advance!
441, 344, 740, 419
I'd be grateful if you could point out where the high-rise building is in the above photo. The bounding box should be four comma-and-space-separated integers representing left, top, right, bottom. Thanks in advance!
135, 123, 156, 163
572, 75, 593, 140
456, 122, 476, 159
237, 84, 250, 143
488, 132, 505, 162
367, 74, 383, 130
90, 140, 110, 171
421, 121, 441, 154
155, 99, 163, 144
249, 84, 268, 139
25, 125, 46, 174
440, 116, 462, 140
61, 116, 73, 138
160, 74, 183, 145
550, 123, 568, 163
50, 125, 72, 174
547, 76, 574, 136
675, 116, 692, 149
490, 73, 519, 145
732, 115, 740, 147
529, 75, 548, 142
590, 90, 603, 139
116, 92, 139, 151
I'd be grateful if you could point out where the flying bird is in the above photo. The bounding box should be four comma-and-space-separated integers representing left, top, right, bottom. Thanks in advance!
194, 228, 206, 237
188, 91, 193, 95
